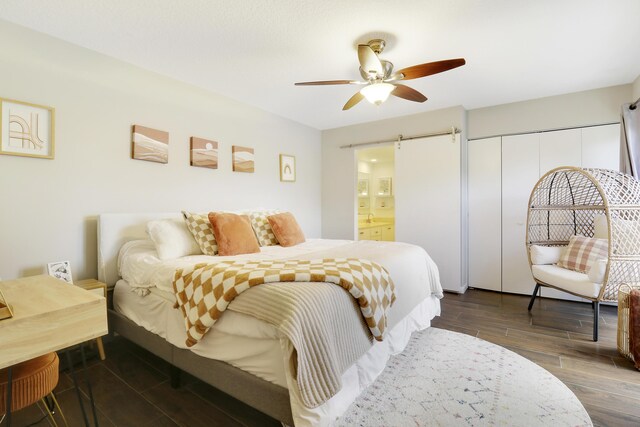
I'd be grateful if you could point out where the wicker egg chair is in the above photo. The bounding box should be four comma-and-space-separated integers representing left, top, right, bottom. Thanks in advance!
526, 166, 640, 341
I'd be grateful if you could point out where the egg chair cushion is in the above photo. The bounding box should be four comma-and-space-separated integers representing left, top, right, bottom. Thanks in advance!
531, 264, 602, 299
594, 215, 608, 239
530, 245, 566, 265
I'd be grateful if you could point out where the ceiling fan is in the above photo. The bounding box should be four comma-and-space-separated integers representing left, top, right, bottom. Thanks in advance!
295, 39, 465, 110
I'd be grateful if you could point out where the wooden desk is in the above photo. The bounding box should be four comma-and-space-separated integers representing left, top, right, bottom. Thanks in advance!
0, 274, 108, 370
1, 275, 108, 426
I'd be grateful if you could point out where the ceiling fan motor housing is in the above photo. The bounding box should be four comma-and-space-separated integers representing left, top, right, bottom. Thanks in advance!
367, 39, 386, 54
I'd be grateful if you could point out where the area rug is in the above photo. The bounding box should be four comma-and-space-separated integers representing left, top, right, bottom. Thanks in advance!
336, 328, 591, 427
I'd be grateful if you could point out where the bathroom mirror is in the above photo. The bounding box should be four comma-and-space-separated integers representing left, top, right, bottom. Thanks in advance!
378, 177, 392, 196
357, 175, 370, 197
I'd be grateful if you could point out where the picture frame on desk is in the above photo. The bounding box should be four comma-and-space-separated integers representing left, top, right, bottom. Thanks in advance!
0, 287, 13, 320
47, 260, 73, 284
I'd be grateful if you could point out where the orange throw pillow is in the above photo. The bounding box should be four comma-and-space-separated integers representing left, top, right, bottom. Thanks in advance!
267, 212, 305, 247
208, 212, 260, 256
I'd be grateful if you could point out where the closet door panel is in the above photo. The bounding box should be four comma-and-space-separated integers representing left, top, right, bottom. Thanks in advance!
502, 134, 539, 295
582, 124, 620, 170
539, 128, 582, 174
395, 134, 462, 292
468, 137, 501, 291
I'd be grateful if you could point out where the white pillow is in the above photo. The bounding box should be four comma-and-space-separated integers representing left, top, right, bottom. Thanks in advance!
530, 245, 566, 265
594, 214, 608, 239
146, 218, 202, 260
587, 259, 607, 284
117, 239, 159, 293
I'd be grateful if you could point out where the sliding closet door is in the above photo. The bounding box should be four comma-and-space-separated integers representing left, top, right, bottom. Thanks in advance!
539, 128, 582, 173
582, 124, 620, 170
538, 128, 583, 300
395, 134, 462, 293
468, 137, 501, 291
502, 134, 539, 295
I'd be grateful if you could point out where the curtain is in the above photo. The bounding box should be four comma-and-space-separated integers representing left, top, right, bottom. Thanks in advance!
621, 102, 640, 177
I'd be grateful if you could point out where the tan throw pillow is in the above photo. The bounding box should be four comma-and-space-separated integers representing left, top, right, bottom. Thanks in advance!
267, 212, 305, 247
557, 235, 608, 273
182, 211, 218, 255
208, 212, 260, 256
248, 210, 281, 246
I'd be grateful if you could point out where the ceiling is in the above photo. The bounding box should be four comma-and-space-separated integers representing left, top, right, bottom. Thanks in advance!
1, 1, 639, 130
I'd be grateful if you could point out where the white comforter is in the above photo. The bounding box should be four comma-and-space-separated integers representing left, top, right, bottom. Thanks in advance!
119, 238, 442, 302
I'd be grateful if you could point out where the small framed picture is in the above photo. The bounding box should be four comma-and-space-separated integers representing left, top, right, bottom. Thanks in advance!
280, 154, 296, 182
131, 124, 169, 164
232, 145, 255, 172
1, 98, 55, 159
190, 137, 218, 169
47, 261, 73, 284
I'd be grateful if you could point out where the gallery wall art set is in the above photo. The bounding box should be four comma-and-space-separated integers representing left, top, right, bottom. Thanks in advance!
130, 124, 293, 180
0, 96, 295, 182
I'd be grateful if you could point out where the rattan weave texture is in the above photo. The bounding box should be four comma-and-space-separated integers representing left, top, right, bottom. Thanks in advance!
527, 167, 640, 302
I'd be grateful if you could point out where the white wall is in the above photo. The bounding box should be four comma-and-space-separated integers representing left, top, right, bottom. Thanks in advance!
322, 106, 466, 240
468, 85, 631, 139
0, 21, 321, 281
633, 74, 640, 102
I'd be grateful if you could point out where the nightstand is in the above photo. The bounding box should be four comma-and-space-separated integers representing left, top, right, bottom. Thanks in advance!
75, 279, 107, 360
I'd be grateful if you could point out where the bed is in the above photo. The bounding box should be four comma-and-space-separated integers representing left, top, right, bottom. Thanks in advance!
98, 213, 443, 426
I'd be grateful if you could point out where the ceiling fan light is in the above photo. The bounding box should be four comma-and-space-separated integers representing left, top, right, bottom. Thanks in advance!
360, 83, 394, 105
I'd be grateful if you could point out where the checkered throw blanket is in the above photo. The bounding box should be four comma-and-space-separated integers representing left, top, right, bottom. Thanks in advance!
173, 258, 396, 348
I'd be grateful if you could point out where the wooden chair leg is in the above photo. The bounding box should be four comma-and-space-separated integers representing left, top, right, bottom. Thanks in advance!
593, 301, 599, 342
96, 337, 106, 361
528, 283, 541, 311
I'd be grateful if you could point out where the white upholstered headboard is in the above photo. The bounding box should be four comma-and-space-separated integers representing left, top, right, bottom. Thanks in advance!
97, 213, 181, 287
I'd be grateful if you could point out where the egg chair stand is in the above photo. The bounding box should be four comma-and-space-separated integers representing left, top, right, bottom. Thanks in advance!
525, 167, 640, 341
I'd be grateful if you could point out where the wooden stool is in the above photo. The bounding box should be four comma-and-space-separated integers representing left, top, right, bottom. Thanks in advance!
0, 352, 67, 426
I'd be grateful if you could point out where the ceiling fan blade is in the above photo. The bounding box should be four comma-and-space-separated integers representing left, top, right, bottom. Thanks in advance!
295, 80, 362, 86
358, 44, 383, 77
391, 84, 428, 103
396, 58, 466, 80
343, 92, 364, 110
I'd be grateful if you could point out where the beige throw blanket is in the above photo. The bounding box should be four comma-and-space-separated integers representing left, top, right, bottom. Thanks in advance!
173, 258, 396, 407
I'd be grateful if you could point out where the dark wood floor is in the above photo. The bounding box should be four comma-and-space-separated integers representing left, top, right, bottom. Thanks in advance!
9, 289, 639, 426
9, 338, 282, 427
432, 289, 640, 427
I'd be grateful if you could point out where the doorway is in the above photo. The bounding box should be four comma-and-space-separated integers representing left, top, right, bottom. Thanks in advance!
356, 145, 395, 241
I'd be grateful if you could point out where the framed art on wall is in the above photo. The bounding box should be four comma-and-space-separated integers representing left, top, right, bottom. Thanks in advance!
280, 154, 295, 182
232, 145, 255, 172
131, 124, 169, 164
0, 98, 55, 159
190, 137, 218, 169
